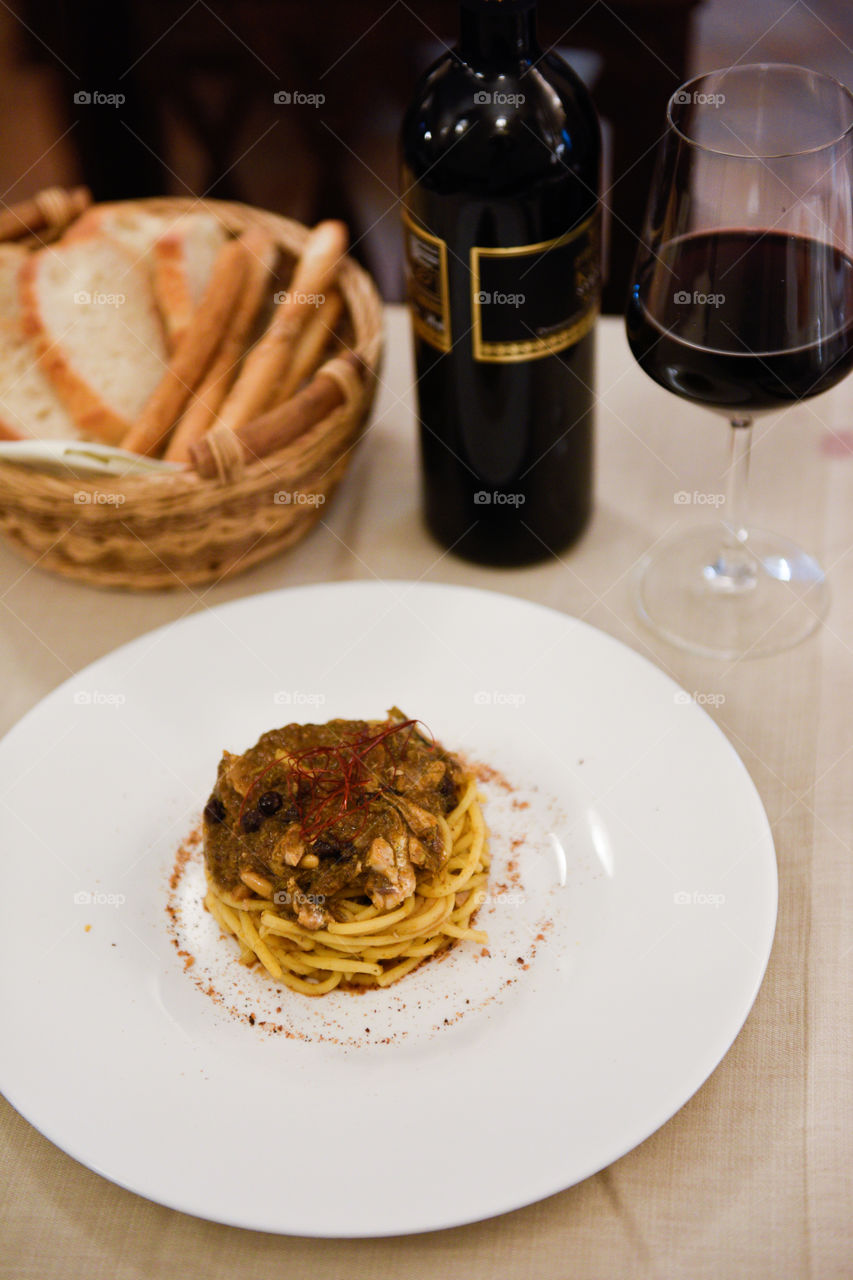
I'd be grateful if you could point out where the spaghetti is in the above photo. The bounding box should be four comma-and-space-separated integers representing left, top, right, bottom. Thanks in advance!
202, 715, 490, 994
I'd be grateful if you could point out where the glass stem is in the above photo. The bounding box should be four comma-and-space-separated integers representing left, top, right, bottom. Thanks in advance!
712, 415, 757, 591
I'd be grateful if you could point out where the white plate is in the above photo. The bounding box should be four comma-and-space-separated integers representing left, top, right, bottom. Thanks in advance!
0, 582, 776, 1236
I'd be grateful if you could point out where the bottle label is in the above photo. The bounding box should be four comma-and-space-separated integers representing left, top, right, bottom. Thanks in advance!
402, 210, 452, 352
470, 212, 600, 362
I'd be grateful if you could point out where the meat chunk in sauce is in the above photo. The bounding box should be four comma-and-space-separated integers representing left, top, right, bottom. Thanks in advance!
203, 712, 466, 929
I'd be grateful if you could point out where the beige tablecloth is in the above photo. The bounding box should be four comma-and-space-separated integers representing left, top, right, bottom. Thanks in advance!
1, 312, 851, 1279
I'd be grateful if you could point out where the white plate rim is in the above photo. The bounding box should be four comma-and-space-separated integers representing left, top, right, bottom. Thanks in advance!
0, 580, 778, 1236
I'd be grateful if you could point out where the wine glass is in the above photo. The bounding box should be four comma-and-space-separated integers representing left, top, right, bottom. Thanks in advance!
626, 63, 853, 658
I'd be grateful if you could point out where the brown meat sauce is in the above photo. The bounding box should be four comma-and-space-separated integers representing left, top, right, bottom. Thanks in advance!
203, 713, 466, 930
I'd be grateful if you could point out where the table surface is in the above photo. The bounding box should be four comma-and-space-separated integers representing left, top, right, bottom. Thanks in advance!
1, 310, 851, 1280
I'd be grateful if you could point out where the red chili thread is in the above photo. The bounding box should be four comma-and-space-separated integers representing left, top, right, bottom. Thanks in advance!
236, 718, 435, 842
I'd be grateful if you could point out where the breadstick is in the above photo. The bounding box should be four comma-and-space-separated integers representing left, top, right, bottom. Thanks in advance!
214, 220, 348, 436
122, 236, 249, 456
164, 228, 278, 463
0, 186, 91, 243
190, 351, 359, 479
268, 289, 344, 407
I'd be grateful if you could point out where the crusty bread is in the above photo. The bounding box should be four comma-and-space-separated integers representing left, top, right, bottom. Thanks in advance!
165, 227, 277, 461
214, 220, 347, 436
66, 205, 228, 352
122, 236, 250, 457
0, 244, 26, 325
63, 203, 171, 259
0, 319, 78, 441
20, 236, 169, 444
152, 212, 227, 351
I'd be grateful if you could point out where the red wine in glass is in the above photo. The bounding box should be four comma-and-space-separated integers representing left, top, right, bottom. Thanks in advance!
625, 64, 853, 658
627, 229, 853, 410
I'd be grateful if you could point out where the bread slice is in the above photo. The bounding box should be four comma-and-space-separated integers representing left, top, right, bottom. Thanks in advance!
66, 204, 228, 351
20, 236, 169, 444
0, 244, 27, 325
152, 212, 228, 351
64, 203, 171, 259
0, 319, 78, 441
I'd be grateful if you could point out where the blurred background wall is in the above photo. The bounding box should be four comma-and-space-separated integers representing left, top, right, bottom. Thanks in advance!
0, 0, 850, 312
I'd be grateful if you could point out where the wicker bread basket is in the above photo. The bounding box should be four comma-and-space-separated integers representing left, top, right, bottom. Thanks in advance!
0, 198, 383, 589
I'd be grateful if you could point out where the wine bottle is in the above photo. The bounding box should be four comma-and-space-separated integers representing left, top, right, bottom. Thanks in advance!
401, 0, 601, 567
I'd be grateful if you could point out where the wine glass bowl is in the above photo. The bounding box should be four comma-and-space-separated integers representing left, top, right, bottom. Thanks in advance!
626, 64, 853, 658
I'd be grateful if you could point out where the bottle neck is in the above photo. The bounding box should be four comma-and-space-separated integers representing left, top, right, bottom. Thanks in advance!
459, 0, 539, 67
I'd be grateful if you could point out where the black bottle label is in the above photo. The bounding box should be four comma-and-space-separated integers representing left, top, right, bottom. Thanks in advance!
403, 210, 452, 352
470, 211, 600, 362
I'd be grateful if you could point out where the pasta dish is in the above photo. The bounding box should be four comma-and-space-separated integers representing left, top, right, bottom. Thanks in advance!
202, 709, 489, 994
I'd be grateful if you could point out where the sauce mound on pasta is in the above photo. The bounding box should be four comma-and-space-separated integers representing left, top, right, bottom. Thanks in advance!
202, 711, 490, 993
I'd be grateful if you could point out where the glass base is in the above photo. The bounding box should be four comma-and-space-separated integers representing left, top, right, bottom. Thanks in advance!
634, 524, 828, 659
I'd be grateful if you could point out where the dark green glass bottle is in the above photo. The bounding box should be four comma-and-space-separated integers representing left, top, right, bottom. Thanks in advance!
401, 0, 602, 566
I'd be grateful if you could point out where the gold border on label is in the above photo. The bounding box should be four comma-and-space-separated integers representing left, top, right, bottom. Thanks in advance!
470, 213, 599, 363
402, 208, 452, 352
